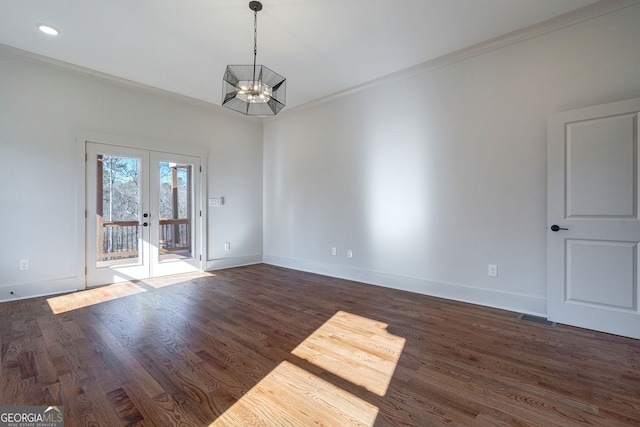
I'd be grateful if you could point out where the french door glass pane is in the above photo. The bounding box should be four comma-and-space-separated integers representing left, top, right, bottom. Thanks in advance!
96, 154, 141, 267
158, 161, 193, 261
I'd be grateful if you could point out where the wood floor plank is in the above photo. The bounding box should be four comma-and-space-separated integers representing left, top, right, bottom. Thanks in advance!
106, 386, 145, 426
1, 264, 639, 426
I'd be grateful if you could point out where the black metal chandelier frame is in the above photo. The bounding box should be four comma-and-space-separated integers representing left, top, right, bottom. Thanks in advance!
222, 1, 286, 116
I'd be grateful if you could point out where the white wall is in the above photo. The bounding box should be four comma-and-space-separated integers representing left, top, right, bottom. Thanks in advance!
0, 49, 263, 300
263, 4, 640, 315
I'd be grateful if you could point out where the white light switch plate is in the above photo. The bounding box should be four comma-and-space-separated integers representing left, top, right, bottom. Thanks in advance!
209, 197, 224, 207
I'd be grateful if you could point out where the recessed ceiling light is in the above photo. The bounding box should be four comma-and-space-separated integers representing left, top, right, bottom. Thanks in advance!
37, 24, 59, 36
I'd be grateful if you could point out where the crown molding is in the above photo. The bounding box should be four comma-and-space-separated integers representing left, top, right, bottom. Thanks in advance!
0, 43, 263, 123
268, 0, 640, 122
2, 0, 638, 125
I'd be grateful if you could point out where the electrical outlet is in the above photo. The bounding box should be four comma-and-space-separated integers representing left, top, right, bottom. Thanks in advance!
224, 242, 231, 251
19, 259, 29, 271
488, 264, 498, 277
347, 249, 353, 258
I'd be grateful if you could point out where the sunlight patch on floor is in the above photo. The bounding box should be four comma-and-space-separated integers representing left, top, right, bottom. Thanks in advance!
141, 271, 215, 289
211, 360, 379, 427
292, 310, 406, 396
46, 271, 215, 314
210, 311, 405, 426
47, 281, 147, 314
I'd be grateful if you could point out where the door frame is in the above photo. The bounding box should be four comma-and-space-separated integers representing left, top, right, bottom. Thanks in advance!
76, 130, 208, 289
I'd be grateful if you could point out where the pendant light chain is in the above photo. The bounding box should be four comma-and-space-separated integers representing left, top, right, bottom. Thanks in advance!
252, 6, 258, 87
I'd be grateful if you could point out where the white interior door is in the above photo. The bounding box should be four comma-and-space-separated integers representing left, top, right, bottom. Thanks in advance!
547, 97, 640, 339
87, 142, 202, 287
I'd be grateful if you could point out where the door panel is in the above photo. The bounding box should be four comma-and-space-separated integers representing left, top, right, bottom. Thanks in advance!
87, 142, 202, 287
87, 144, 150, 286
566, 239, 636, 310
566, 114, 637, 218
150, 151, 201, 277
547, 97, 640, 339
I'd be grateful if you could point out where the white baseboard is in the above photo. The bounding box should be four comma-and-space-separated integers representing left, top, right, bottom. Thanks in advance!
206, 254, 263, 271
0, 277, 80, 303
263, 254, 547, 317
0, 255, 262, 303
1, 255, 547, 318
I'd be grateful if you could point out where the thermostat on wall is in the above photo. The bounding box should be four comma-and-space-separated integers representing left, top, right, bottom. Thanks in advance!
209, 197, 224, 207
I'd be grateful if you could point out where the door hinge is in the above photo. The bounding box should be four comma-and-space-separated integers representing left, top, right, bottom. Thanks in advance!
200, 210, 202, 217
85, 152, 88, 161
200, 166, 202, 173
85, 209, 88, 219
200, 255, 202, 261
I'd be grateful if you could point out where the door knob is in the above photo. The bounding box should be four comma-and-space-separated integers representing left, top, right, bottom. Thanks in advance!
142, 222, 148, 227
143, 213, 149, 218
550, 225, 568, 232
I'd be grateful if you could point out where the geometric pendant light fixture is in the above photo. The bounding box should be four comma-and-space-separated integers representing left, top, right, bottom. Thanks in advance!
222, 1, 286, 115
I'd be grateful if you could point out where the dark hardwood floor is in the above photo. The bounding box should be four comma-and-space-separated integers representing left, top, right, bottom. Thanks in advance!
1, 264, 639, 426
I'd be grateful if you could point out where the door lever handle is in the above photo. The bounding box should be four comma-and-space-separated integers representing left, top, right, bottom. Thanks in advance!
550, 225, 568, 232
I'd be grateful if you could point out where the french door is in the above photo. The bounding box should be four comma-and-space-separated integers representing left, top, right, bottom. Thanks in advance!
86, 142, 202, 287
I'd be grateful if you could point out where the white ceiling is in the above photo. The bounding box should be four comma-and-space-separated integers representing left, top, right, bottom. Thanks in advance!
0, 0, 600, 111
